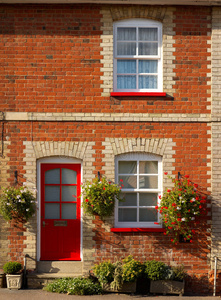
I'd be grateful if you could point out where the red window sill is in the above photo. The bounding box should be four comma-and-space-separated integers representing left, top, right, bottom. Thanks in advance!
110, 92, 166, 97
111, 228, 165, 233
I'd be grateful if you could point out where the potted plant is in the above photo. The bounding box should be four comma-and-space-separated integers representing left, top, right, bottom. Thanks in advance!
155, 174, 207, 244
145, 260, 186, 296
0, 186, 36, 223
3, 261, 23, 289
93, 255, 143, 293
81, 177, 123, 218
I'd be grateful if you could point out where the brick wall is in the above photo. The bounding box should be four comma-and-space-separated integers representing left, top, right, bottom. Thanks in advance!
0, 4, 214, 295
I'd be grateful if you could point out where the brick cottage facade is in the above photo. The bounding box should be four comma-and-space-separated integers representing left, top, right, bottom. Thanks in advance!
0, 0, 221, 294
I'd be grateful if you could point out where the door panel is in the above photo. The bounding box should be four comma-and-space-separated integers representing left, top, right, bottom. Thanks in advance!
41, 164, 81, 261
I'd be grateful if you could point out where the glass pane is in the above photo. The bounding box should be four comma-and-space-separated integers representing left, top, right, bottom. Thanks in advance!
139, 208, 157, 222
119, 176, 137, 189
117, 75, 136, 89
45, 203, 60, 219
139, 28, 158, 41
117, 60, 136, 74
119, 161, 137, 174
117, 27, 136, 41
119, 208, 137, 222
139, 75, 157, 89
139, 60, 158, 74
138, 42, 158, 55
62, 203, 76, 219
45, 168, 60, 184
45, 186, 60, 202
119, 193, 137, 206
62, 186, 77, 202
139, 161, 158, 174
117, 42, 136, 56
139, 176, 158, 189
62, 168, 77, 184
139, 193, 158, 206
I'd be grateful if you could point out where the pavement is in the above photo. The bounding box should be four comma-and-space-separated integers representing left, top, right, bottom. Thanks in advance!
0, 289, 221, 300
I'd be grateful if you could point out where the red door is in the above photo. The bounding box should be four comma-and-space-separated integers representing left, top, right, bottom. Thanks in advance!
41, 163, 81, 261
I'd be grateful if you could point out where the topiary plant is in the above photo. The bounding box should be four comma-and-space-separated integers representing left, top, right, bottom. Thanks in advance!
3, 261, 22, 274
144, 260, 168, 281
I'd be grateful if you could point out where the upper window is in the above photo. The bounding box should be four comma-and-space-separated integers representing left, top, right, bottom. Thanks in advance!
115, 153, 162, 228
113, 19, 163, 93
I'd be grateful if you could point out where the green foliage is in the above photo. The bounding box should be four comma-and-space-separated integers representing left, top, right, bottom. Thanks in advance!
122, 255, 144, 282
144, 260, 168, 281
171, 265, 187, 281
93, 261, 115, 284
93, 256, 144, 290
81, 177, 123, 218
44, 277, 102, 295
156, 174, 207, 243
3, 262, 22, 274
0, 186, 36, 223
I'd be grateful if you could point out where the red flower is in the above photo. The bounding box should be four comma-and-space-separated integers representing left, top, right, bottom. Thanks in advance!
103, 187, 105, 190
185, 175, 190, 178
85, 199, 89, 202
167, 189, 171, 193
192, 229, 196, 234
154, 222, 159, 225
190, 240, 193, 243
177, 218, 181, 222
199, 205, 202, 209
121, 184, 124, 187
120, 179, 123, 182
159, 195, 161, 199
172, 203, 176, 207
91, 205, 94, 207
168, 226, 172, 229
171, 239, 174, 242
164, 172, 168, 175
171, 222, 176, 225
164, 206, 168, 209
155, 206, 159, 210
194, 183, 198, 188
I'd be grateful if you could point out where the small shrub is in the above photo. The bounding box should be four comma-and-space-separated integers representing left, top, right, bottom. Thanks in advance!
45, 277, 102, 295
93, 261, 115, 284
171, 265, 187, 281
144, 260, 168, 281
122, 255, 144, 282
3, 262, 22, 274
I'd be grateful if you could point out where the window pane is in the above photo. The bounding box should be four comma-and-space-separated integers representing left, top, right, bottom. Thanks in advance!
117, 27, 136, 41
139, 193, 158, 206
62, 186, 77, 202
139, 60, 157, 74
119, 193, 137, 206
139, 208, 157, 222
62, 169, 76, 184
45, 168, 60, 184
117, 42, 136, 56
139, 161, 158, 174
45, 186, 60, 202
45, 203, 60, 219
62, 203, 76, 219
117, 60, 136, 74
138, 42, 158, 55
119, 208, 137, 222
119, 176, 137, 189
119, 161, 137, 174
139, 176, 158, 189
117, 75, 136, 89
139, 28, 158, 41
139, 75, 157, 89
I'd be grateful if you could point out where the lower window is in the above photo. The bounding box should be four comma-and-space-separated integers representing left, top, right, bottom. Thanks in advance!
115, 153, 162, 228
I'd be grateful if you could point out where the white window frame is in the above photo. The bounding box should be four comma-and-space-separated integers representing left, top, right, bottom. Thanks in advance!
115, 153, 162, 228
113, 19, 163, 93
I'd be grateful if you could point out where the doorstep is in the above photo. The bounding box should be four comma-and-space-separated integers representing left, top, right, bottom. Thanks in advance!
27, 261, 84, 289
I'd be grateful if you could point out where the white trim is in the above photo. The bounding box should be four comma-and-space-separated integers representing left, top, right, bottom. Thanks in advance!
36, 157, 83, 261
113, 19, 163, 93
115, 152, 162, 228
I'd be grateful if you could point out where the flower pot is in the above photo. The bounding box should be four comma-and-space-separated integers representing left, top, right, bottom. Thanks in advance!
6, 274, 23, 289
150, 280, 184, 296
103, 281, 137, 293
